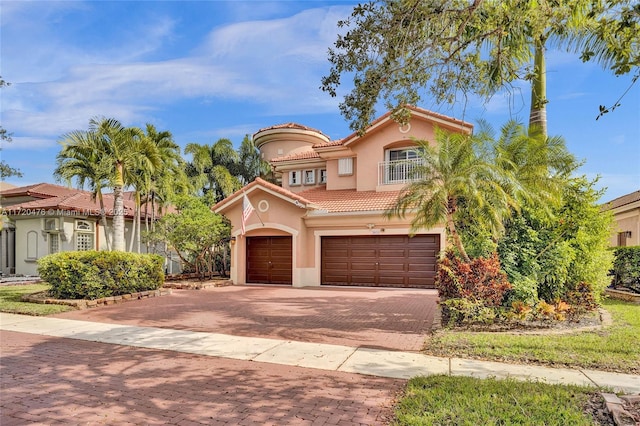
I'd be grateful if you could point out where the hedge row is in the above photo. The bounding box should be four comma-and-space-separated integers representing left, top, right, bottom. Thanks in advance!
610, 246, 640, 294
37, 251, 165, 300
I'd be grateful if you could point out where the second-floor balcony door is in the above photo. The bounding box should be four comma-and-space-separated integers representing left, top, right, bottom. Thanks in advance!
380, 148, 424, 185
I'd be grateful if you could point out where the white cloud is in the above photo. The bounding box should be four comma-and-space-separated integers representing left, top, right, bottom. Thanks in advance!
1, 3, 353, 140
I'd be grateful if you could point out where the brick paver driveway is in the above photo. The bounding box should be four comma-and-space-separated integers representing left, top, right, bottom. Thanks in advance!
1, 286, 437, 425
1, 330, 403, 425
54, 285, 439, 352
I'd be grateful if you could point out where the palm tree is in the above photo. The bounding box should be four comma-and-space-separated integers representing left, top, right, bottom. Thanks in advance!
385, 126, 518, 262
323, 0, 632, 138
236, 135, 272, 185
492, 121, 577, 211
141, 124, 190, 251
55, 130, 113, 250
88, 118, 161, 252
185, 139, 241, 202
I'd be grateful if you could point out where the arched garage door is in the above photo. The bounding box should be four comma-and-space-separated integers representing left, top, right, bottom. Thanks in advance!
321, 235, 440, 288
246, 236, 292, 284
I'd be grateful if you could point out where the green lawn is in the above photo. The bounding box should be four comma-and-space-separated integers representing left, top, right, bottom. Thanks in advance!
0, 283, 73, 315
393, 375, 599, 426
425, 299, 640, 374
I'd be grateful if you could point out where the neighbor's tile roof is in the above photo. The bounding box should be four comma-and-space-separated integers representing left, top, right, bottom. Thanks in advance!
2, 192, 137, 218
603, 190, 640, 210
0, 182, 80, 198
298, 187, 401, 213
270, 151, 321, 163
0, 183, 165, 218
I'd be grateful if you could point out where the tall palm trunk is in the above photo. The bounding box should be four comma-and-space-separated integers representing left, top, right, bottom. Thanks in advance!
128, 191, 141, 253
446, 197, 470, 262
112, 163, 126, 252
97, 192, 111, 251
144, 195, 150, 252
529, 38, 548, 137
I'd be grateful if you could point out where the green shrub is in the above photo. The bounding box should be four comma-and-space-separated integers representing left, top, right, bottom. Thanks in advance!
504, 275, 539, 307
38, 251, 164, 300
439, 298, 499, 326
610, 246, 640, 294
498, 176, 613, 304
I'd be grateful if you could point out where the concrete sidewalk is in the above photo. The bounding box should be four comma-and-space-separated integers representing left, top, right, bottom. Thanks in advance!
1, 312, 638, 394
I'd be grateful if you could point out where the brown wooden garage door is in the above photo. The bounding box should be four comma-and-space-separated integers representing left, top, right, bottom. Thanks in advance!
246, 236, 292, 284
321, 235, 440, 288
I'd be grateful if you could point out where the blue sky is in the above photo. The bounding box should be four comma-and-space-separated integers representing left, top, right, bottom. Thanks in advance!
1, 0, 638, 202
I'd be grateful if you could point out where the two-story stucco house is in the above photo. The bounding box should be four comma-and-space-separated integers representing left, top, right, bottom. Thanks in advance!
213, 106, 473, 288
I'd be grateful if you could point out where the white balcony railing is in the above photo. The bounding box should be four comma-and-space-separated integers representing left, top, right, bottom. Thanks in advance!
378, 158, 425, 185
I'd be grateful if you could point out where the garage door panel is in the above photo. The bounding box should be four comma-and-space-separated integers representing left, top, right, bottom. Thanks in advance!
321, 235, 439, 288
351, 261, 377, 269
246, 236, 292, 285
378, 263, 406, 272
350, 275, 376, 284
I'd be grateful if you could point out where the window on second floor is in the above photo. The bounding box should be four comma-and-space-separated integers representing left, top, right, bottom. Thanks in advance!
304, 170, 315, 185
319, 169, 327, 184
338, 158, 353, 176
380, 147, 425, 185
289, 170, 301, 186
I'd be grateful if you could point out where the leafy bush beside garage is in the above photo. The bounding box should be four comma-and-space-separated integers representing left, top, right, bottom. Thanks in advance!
38, 251, 164, 300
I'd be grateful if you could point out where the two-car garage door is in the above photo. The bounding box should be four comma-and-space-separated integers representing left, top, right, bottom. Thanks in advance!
321, 235, 440, 288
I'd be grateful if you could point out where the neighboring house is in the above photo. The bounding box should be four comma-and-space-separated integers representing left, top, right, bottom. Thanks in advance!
0, 183, 180, 276
213, 106, 473, 288
603, 190, 640, 247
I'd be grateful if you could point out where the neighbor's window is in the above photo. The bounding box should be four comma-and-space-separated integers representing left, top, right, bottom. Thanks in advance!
49, 234, 60, 254
289, 170, 301, 185
304, 170, 315, 185
617, 231, 629, 247
26, 231, 38, 260
75, 220, 95, 251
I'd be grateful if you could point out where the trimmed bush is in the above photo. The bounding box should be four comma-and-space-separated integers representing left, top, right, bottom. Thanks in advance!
610, 246, 640, 294
38, 251, 164, 300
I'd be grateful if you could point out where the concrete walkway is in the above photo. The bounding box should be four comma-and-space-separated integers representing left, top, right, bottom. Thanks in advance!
1, 312, 638, 394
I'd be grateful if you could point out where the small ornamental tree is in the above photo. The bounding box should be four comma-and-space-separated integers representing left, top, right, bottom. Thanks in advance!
144, 195, 230, 278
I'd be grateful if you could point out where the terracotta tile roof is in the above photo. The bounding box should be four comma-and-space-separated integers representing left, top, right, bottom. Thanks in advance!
298, 187, 401, 213
212, 177, 316, 212
256, 122, 327, 136
603, 190, 640, 210
2, 192, 137, 218
0, 182, 81, 198
0, 182, 169, 218
313, 140, 346, 148
270, 151, 321, 163
313, 105, 472, 149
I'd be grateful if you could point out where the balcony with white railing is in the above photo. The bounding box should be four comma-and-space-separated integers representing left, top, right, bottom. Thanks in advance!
378, 158, 425, 186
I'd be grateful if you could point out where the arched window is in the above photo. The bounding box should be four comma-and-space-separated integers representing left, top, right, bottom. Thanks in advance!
75, 220, 95, 251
